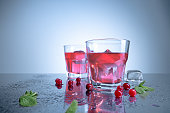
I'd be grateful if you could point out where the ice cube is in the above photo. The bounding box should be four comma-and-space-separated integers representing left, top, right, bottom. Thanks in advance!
98, 64, 118, 83
95, 54, 115, 64
104, 49, 112, 53
127, 70, 143, 81
73, 50, 86, 60
74, 50, 85, 53
73, 59, 87, 64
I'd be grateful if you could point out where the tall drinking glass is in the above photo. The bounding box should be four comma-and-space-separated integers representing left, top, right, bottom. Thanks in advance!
64, 45, 88, 79
86, 38, 130, 91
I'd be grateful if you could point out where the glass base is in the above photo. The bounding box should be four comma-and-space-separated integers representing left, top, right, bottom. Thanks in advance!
67, 73, 88, 79
125, 80, 143, 87
91, 80, 122, 92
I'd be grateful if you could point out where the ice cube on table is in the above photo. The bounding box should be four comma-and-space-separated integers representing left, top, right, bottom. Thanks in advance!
127, 70, 143, 81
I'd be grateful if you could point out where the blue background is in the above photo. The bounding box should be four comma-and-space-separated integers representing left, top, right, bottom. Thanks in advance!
0, 0, 169, 73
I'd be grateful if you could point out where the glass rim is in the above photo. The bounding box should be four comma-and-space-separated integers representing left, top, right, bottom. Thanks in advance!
64, 44, 86, 48
86, 38, 130, 44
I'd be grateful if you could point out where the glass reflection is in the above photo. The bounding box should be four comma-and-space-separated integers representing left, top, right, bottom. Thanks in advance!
64, 78, 125, 113
64, 78, 88, 112
87, 91, 125, 113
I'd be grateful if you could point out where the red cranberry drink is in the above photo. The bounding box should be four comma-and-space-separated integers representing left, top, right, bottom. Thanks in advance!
88, 52, 128, 84
65, 51, 88, 74
86, 38, 130, 89
64, 45, 88, 78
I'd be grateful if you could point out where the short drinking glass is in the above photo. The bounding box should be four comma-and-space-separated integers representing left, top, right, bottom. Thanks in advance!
64, 45, 88, 79
86, 38, 130, 90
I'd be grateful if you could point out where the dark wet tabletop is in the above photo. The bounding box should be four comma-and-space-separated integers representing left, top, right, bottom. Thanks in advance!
0, 73, 170, 113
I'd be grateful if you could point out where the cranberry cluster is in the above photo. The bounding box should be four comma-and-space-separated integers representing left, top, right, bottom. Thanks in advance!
115, 83, 136, 98
68, 77, 81, 91
55, 77, 82, 90
55, 78, 136, 101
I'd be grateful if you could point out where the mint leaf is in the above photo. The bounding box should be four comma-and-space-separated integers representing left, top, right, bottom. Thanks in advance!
139, 92, 149, 97
141, 86, 154, 91
139, 80, 145, 87
135, 86, 145, 94
19, 96, 37, 107
24, 91, 38, 97
19, 91, 38, 107
65, 100, 78, 113
138, 80, 154, 91
135, 80, 154, 95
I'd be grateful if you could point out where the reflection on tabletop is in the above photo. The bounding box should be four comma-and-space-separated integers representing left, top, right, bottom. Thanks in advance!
62, 77, 133, 113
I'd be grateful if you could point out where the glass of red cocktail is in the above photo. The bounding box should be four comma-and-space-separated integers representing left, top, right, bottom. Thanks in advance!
86, 38, 130, 91
64, 45, 88, 79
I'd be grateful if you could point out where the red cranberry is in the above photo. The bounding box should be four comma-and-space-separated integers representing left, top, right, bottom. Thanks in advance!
68, 85, 73, 91
55, 78, 62, 85
74, 50, 85, 53
76, 82, 81, 86
86, 84, 93, 90
117, 85, 124, 92
114, 97, 122, 105
129, 97, 136, 103
123, 83, 131, 90
68, 80, 73, 86
105, 49, 112, 53
56, 84, 62, 89
129, 89, 136, 97
86, 90, 92, 96
76, 77, 81, 83
114, 90, 123, 98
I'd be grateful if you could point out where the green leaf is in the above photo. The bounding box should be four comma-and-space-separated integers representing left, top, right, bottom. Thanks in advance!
19, 96, 37, 107
135, 80, 154, 95
139, 80, 145, 87
135, 86, 145, 94
25, 91, 28, 95
19, 91, 38, 107
24, 91, 38, 97
141, 86, 154, 91
65, 100, 78, 113
30, 91, 33, 95
32, 92, 38, 97
139, 92, 149, 97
